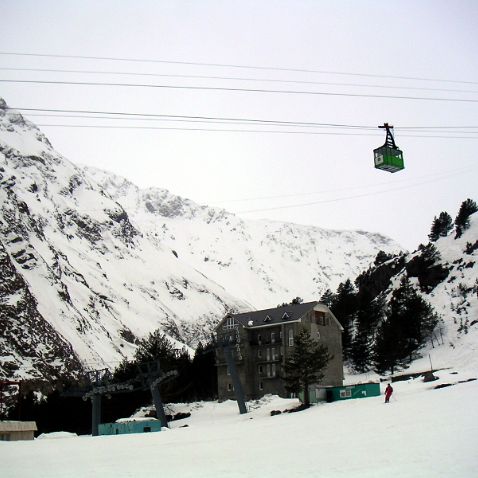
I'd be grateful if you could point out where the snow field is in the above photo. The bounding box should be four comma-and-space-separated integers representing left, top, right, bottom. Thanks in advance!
1, 372, 477, 478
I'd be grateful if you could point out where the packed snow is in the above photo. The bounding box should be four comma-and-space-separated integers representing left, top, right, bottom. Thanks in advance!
1, 371, 476, 477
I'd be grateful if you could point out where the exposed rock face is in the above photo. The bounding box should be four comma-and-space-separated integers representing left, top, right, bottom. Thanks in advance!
0, 241, 83, 380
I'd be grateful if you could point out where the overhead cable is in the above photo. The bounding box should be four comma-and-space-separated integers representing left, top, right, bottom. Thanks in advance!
2, 79, 478, 103
1, 66, 477, 95
34, 123, 478, 139
237, 168, 478, 214
1, 51, 477, 85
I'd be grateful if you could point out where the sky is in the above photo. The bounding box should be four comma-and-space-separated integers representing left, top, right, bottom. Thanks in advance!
1, 0, 477, 250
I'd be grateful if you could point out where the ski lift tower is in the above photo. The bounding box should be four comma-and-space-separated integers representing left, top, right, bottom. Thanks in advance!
215, 318, 247, 415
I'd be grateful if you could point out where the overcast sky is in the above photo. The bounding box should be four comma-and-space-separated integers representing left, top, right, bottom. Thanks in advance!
2, 0, 477, 250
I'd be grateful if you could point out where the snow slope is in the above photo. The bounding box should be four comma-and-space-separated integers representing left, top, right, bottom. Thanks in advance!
1, 371, 476, 477
85, 166, 402, 308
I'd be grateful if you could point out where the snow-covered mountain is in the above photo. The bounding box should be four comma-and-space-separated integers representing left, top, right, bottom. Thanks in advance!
0, 98, 402, 381
85, 167, 400, 309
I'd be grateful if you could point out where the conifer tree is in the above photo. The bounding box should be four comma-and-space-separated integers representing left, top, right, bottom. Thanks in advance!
350, 294, 384, 372
284, 328, 331, 407
330, 279, 357, 360
455, 198, 478, 238
374, 276, 438, 374
429, 211, 453, 242
319, 289, 335, 308
374, 250, 393, 266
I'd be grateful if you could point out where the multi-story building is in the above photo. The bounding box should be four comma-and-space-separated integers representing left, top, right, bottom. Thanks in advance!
215, 301, 344, 401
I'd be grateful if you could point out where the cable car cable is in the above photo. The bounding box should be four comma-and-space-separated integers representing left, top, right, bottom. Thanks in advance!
236, 168, 478, 214
2, 79, 478, 103
1, 50, 477, 85
5, 106, 378, 129
2, 66, 478, 95
210, 164, 477, 203
33, 123, 478, 139
19, 113, 478, 135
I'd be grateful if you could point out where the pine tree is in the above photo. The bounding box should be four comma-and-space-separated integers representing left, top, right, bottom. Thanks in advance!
284, 328, 331, 407
455, 198, 477, 238
374, 250, 393, 266
374, 276, 438, 374
429, 212, 453, 242
438, 212, 453, 237
319, 289, 335, 308
134, 330, 180, 368
330, 279, 357, 361
350, 293, 384, 372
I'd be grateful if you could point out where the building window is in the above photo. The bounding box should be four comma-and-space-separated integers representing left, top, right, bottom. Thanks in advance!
258, 365, 263, 375
224, 316, 235, 329
271, 363, 276, 377
271, 347, 276, 360
317, 330, 321, 340
259, 381, 264, 391
258, 334, 262, 345
340, 389, 352, 398
266, 348, 271, 361
315, 311, 330, 326
258, 349, 262, 359
267, 364, 272, 377
288, 329, 294, 346
227, 383, 233, 391
227, 366, 231, 376
271, 332, 276, 344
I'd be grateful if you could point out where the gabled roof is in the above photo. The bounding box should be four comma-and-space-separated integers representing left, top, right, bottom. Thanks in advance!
230, 301, 319, 328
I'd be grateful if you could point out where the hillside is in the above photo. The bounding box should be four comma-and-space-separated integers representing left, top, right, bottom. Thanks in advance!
0, 98, 402, 381
341, 211, 478, 375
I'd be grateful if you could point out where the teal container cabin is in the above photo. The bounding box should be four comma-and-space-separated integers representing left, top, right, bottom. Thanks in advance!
326, 383, 381, 402
300, 383, 380, 404
98, 419, 161, 436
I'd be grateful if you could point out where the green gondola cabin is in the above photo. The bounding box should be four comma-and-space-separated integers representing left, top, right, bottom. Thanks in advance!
374, 123, 404, 173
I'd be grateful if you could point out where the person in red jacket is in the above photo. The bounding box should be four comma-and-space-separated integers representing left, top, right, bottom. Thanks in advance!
384, 383, 393, 403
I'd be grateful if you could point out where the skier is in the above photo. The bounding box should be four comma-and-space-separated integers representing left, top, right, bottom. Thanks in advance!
384, 383, 393, 403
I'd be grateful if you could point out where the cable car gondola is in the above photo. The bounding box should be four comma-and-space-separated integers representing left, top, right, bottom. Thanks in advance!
373, 123, 404, 173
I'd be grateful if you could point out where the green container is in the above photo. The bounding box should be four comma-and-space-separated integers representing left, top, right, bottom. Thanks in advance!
373, 145, 404, 173
326, 383, 381, 402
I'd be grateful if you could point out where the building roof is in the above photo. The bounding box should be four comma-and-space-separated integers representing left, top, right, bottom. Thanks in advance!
0, 421, 37, 432
230, 301, 319, 328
